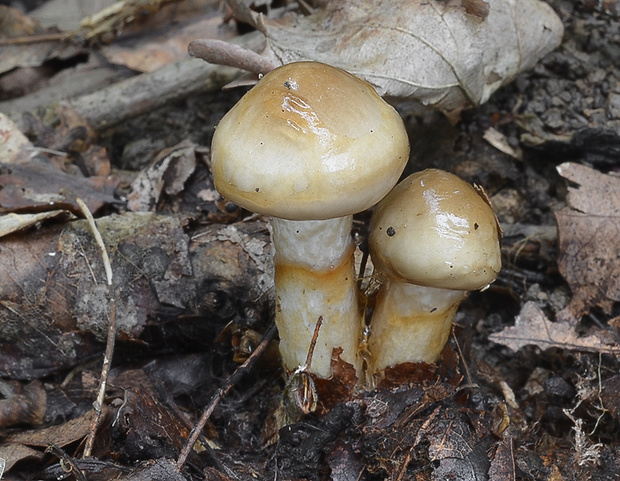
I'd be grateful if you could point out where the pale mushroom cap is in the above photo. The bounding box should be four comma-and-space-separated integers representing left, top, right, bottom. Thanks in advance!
211, 61, 410, 220
369, 169, 502, 291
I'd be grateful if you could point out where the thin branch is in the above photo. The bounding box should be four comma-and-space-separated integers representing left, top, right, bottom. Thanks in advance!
75, 198, 116, 458
46, 443, 87, 481
188, 38, 277, 75
304, 316, 323, 370
177, 323, 277, 469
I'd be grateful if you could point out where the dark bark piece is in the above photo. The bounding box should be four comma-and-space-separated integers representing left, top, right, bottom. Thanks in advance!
275, 403, 354, 481
0, 214, 272, 379
112, 385, 189, 461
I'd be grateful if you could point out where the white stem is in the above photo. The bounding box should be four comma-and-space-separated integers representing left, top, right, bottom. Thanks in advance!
367, 280, 468, 374
271, 216, 363, 380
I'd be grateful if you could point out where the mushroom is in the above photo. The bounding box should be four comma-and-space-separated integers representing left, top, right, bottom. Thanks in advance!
210, 61, 409, 381
366, 169, 501, 376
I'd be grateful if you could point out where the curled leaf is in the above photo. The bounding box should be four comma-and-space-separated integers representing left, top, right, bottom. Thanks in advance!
207, 0, 563, 116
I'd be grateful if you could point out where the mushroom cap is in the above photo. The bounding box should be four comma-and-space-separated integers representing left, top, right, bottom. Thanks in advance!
369, 169, 501, 291
211, 61, 410, 220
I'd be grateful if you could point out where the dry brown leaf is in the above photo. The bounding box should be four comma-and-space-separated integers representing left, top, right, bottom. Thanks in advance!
0, 160, 118, 214
0, 6, 77, 76
0, 112, 35, 164
0, 443, 44, 474
555, 162, 620, 323
127, 140, 197, 212
489, 301, 620, 354
4, 409, 97, 447
220, 0, 563, 115
102, 14, 232, 73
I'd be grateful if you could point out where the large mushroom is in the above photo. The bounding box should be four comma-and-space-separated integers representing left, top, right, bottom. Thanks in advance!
367, 169, 501, 377
210, 61, 409, 382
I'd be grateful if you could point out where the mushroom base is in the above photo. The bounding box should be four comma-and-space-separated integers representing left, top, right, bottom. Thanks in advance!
367, 281, 468, 375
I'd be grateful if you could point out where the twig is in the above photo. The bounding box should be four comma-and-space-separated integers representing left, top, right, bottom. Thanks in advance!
452, 325, 474, 387
176, 323, 277, 469
161, 389, 238, 479
394, 444, 415, 481
0, 32, 68, 45
304, 316, 323, 370
75, 198, 112, 285
188, 39, 277, 75
74, 198, 116, 458
46, 444, 87, 481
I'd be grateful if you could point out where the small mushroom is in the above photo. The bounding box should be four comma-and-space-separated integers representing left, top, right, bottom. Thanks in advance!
211, 61, 409, 381
367, 169, 501, 376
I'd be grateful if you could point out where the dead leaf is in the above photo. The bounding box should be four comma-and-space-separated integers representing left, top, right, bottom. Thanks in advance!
0, 380, 46, 427
102, 13, 233, 73
210, 0, 563, 116
0, 160, 118, 214
0, 443, 44, 474
0, 211, 71, 238
4, 409, 97, 447
489, 301, 620, 354
111, 386, 190, 460
488, 437, 516, 481
0, 6, 79, 76
0, 113, 33, 164
127, 140, 197, 212
555, 162, 620, 323
424, 408, 492, 480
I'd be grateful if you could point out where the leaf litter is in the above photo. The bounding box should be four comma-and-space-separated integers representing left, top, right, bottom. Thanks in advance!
2, 0, 620, 479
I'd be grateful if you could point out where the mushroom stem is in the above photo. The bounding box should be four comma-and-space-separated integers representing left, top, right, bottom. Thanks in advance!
271, 217, 363, 380
367, 281, 467, 373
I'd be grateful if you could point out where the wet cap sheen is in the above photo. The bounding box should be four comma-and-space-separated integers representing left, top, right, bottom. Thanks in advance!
211, 61, 410, 220
369, 169, 502, 291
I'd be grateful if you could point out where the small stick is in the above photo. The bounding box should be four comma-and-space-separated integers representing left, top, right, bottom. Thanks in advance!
176, 323, 277, 469
75, 197, 116, 458
47, 443, 87, 481
188, 39, 278, 75
303, 316, 323, 371
0, 33, 68, 45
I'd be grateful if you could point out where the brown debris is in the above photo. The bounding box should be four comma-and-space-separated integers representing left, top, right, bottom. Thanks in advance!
489, 301, 620, 354
555, 162, 620, 324
0, 380, 46, 427
0, 215, 272, 379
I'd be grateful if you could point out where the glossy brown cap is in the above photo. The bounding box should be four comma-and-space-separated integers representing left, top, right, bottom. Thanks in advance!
369, 169, 502, 291
211, 61, 410, 220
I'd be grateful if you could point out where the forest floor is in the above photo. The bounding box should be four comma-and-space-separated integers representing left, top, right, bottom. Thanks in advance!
1, 0, 620, 480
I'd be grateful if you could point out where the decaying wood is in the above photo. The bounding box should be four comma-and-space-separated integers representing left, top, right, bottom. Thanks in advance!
1, 32, 264, 132
64, 32, 265, 132
0, 213, 273, 380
